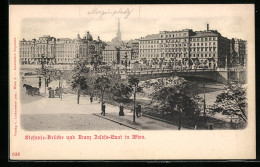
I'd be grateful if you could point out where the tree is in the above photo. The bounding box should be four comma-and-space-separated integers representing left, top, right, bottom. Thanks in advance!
110, 82, 133, 102
94, 74, 111, 110
159, 58, 165, 68
71, 60, 89, 104
212, 82, 247, 123
128, 76, 143, 122
142, 76, 202, 127
51, 68, 64, 100
35, 65, 55, 93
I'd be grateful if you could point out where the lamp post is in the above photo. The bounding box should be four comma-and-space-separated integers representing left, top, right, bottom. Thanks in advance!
133, 82, 137, 123
40, 54, 47, 94
203, 83, 207, 121
178, 107, 183, 130
124, 51, 128, 73
175, 89, 183, 130
129, 77, 139, 123
41, 54, 45, 71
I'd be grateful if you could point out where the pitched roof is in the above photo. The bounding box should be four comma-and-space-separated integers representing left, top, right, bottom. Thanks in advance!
104, 45, 117, 50
192, 31, 220, 37
140, 34, 160, 40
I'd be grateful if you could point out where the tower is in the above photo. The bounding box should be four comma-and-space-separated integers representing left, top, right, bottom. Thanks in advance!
117, 19, 122, 42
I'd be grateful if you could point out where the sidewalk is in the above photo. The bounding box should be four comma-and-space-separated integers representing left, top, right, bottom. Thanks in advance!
93, 112, 189, 130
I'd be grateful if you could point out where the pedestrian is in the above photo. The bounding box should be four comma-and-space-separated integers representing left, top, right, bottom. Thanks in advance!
101, 102, 106, 116
136, 104, 142, 118
38, 77, 41, 88
48, 87, 52, 98
51, 89, 55, 98
55, 87, 59, 97
119, 103, 124, 116
90, 95, 93, 104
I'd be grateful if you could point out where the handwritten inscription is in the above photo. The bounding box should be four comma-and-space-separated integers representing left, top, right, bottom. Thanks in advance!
87, 8, 133, 19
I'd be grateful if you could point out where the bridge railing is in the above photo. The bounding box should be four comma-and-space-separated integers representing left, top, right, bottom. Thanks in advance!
121, 68, 218, 76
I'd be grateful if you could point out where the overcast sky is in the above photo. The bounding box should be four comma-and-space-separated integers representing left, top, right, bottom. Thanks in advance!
20, 5, 253, 42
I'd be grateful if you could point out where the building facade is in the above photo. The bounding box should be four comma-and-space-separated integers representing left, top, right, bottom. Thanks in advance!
102, 45, 132, 66
20, 35, 56, 65
230, 38, 247, 68
20, 32, 105, 65
139, 25, 233, 69
102, 45, 118, 65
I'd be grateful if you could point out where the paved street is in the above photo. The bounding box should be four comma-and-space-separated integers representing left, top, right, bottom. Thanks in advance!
20, 77, 188, 131
21, 89, 186, 130
21, 93, 134, 130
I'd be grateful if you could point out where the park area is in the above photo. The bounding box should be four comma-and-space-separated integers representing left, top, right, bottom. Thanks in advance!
19, 63, 247, 130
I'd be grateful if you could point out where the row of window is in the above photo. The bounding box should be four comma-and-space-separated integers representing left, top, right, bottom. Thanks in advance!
139, 53, 216, 59
191, 37, 217, 41
191, 42, 216, 46
160, 33, 188, 38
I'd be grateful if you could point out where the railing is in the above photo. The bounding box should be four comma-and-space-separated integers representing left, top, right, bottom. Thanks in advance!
119, 68, 219, 76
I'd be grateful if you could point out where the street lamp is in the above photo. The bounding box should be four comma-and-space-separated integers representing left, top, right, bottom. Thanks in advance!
41, 54, 45, 70
129, 77, 139, 123
176, 89, 183, 130
124, 51, 128, 73
203, 83, 207, 120
40, 54, 48, 94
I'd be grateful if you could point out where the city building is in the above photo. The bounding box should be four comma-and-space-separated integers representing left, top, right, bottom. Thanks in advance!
19, 32, 105, 65
230, 38, 247, 68
20, 35, 56, 65
126, 39, 140, 62
102, 45, 118, 65
102, 45, 132, 66
102, 19, 138, 66
138, 24, 233, 69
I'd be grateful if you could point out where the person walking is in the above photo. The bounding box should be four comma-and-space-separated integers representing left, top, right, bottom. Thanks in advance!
101, 102, 106, 116
38, 77, 41, 88
55, 87, 60, 97
136, 104, 142, 118
119, 103, 124, 116
90, 95, 93, 104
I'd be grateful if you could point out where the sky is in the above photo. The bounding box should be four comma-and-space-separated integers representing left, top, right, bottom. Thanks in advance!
20, 5, 253, 42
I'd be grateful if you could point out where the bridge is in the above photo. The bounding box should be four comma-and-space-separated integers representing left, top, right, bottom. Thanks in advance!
20, 64, 247, 84
123, 69, 247, 83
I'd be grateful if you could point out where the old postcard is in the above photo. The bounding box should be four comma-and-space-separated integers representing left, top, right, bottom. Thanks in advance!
9, 4, 255, 160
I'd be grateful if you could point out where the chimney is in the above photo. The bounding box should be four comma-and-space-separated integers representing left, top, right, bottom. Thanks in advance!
207, 23, 209, 31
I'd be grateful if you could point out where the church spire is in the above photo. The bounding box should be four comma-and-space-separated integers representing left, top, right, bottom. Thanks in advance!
117, 18, 121, 42
118, 18, 120, 32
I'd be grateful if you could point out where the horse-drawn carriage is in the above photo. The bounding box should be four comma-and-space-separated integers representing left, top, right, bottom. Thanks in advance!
23, 84, 40, 96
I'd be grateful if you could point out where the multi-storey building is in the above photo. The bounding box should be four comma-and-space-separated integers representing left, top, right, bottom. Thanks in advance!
20, 35, 56, 65
118, 46, 132, 66
102, 45, 118, 65
126, 39, 139, 61
230, 38, 247, 68
190, 30, 230, 69
139, 25, 233, 69
20, 32, 105, 65
102, 45, 133, 66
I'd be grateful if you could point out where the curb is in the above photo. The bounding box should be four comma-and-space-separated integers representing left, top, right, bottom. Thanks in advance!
142, 114, 193, 129
93, 114, 139, 131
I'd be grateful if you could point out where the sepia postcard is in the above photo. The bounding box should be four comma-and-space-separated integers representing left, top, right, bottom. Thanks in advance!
9, 4, 255, 160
